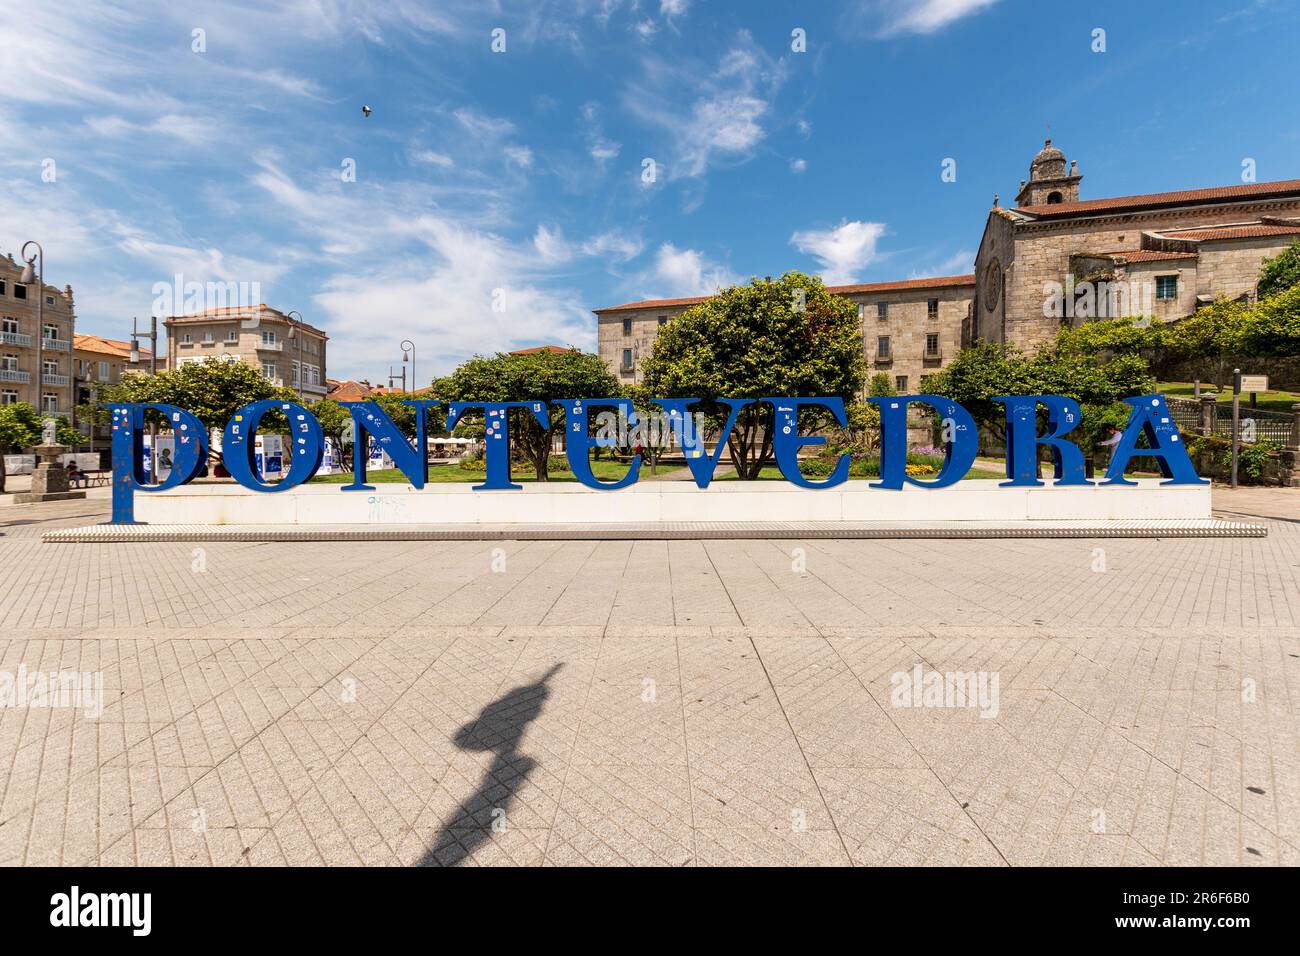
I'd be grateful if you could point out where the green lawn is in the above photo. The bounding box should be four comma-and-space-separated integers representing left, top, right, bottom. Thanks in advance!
308, 458, 634, 484
1159, 380, 1299, 414
715, 465, 1005, 481
310, 459, 1124, 485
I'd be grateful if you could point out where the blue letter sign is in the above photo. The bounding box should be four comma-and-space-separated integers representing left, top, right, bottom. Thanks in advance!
445, 401, 550, 490
106, 403, 208, 524
222, 400, 323, 492
100, 392, 1206, 524
767, 397, 851, 489
995, 394, 1090, 486
1102, 395, 1207, 485
871, 394, 977, 489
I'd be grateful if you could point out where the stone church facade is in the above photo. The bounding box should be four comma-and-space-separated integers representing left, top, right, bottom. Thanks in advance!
595, 140, 1300, 389
973, 140, 1300, 349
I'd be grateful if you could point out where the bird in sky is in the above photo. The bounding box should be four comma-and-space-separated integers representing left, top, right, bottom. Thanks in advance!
361, 105, 372, 119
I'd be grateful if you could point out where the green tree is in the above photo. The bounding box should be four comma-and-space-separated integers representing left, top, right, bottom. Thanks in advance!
1257, 239, 1300, 299
1162, 297, 1251, 387
926, 341, 1153, 450
430, 347, 622, 480
868, 372, 896, 397
623, 383, 677, 474
1236, 282, 1300, 357
639, 272, 866, 479
0, 402, 81, 494
95, 358, 299, 465
1054, 316, 1168, 356
308, 399, 354, 472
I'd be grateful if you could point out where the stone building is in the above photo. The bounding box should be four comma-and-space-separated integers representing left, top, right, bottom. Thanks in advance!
0, 253, 76, 419
972, 140, 1300, 347
595, 274, 974, 397
596, 140, 1300, 385
73, 334, 153, 452
164, 305, 329, 400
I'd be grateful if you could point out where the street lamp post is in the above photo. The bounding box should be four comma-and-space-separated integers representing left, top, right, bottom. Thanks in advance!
401, 339, 415, 393
129, 316, 160, 481
18, 241, 44, 421
286, 310, 306, 400
129, 315, 158, 375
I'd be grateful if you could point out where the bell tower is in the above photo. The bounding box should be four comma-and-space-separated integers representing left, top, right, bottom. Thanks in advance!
1015, 138, 1082, 207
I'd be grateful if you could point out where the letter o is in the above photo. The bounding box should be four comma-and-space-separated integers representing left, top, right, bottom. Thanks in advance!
222, 400, 323, 492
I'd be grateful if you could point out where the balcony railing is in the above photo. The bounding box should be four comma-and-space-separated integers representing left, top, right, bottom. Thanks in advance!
873, 353, 893, 365
42, 336, 70, 351
257, 340, 283, 351
924, 349, 943, 362
0, 368, 30, 383
42, 373, 70, 386
0, 331, 32, 347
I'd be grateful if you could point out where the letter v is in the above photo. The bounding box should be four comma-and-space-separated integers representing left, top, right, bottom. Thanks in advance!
651, 398, 754, 488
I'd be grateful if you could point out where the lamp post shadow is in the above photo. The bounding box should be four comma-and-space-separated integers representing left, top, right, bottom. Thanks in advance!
418, 663, 564, 867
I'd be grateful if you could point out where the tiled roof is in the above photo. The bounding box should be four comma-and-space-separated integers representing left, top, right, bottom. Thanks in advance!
1089, 250, 1199, 263
166, 304, 328, 338
509, 345, 574, 355
595, 274, 976, 313
74, 333, 151, 359
596, 295, 710, 312
1156, 223, 1300, 242
830, 274, 976, 295
323, 379, 375, 402
1016, 178, 1300, 219
324, 379, 434, 401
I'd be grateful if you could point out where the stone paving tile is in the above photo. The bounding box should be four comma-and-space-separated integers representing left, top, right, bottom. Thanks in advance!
543, 763, 694, 866
2, 497, 1299, 865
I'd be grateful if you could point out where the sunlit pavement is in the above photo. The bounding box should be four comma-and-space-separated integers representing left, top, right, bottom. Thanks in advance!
1, 492, 1297, 865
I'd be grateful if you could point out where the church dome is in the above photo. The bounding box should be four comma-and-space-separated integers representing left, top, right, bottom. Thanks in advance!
1029, 138, 1067, 180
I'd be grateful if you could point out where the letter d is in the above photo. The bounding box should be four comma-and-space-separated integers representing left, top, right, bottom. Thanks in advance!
106, 403, 208, 524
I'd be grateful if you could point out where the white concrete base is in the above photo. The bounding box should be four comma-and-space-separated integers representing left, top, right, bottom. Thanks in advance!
132, 479, 1212, 525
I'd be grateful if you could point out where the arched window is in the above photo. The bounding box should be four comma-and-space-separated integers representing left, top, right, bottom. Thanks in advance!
1046, 191, 1063, 204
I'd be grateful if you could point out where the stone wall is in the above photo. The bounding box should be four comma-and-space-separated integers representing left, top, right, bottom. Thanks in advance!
842, 286, 971, 394
991, 197, 1300, 348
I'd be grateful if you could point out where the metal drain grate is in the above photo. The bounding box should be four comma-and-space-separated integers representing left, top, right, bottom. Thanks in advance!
42, 519, 1267, 543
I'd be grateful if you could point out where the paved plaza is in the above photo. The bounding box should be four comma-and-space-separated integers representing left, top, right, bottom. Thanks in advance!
1, 493, 1298, 866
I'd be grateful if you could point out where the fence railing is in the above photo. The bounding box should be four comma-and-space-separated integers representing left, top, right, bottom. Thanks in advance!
1166, 395, 1295, 445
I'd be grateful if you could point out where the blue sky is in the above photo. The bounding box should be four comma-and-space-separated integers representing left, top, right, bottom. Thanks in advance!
2, 0, 1298, 381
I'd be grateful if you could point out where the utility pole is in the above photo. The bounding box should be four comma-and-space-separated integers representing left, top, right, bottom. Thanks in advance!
1231, 367, 1241, 489
130, 316, 159, 481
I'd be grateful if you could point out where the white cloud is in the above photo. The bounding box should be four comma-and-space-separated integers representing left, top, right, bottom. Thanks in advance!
532, 225, 572, 263
789, 220, 888, 285
853, 0, 1001, 37
412, 150, 455, 168
660, 0, 690, 16
85, 113, 216, 146
244, 160, 600, 375
504, 145, 535, 168
624, 32, 786, 179
790, 158, 807, 173
535, 226, 644, 266
634, 243, 737, 297
581, 230, 644, 263
911, 248, 974, 278
579, 101, 622, 166
452, 107, 516, 141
